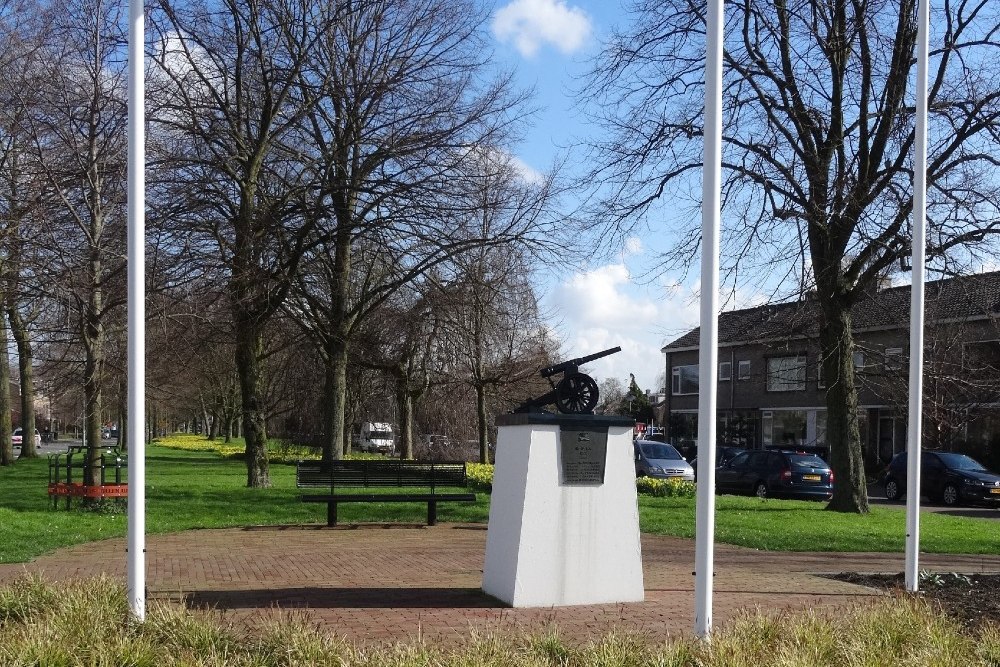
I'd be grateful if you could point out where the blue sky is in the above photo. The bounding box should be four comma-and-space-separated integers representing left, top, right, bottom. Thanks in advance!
485, 0, 704, 394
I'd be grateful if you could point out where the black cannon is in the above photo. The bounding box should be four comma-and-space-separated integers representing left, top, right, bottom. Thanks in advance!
513, 346, 622, 414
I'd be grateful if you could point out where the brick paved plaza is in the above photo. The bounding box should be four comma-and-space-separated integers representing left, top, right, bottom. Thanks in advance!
1, 524, 998, 645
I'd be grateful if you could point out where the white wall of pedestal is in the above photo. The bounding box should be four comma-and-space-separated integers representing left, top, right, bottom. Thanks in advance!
482, 422, 644, 607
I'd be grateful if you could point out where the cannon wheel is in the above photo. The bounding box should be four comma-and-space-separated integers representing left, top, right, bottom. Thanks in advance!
555, 372, 600, 414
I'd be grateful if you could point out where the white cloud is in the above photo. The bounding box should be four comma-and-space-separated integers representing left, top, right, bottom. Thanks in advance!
624, 236, 643, 256
545, 263, 700, 392
509, 155, 545, 185
543, 263, 774, 393
492, 0, 592, 58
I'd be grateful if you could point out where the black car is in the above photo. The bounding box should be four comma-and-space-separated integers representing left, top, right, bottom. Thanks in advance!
715, 450, 833, 500
880, 451, 1000, 506
690, 446, 746, 480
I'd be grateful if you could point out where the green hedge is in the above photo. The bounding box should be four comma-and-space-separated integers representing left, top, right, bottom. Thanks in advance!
466, 463, 696, 498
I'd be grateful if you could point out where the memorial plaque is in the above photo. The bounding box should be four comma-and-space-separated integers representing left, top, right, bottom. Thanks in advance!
559, 426, 608, 485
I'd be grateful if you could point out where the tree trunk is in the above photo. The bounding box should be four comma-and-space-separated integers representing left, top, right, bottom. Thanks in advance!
147, 402, 155, 446
395, 374, 415, 460
476, 383, 490, 464
320, 346, 349, 464
83, 292, 103, 488
120, 409, 127, 451
0, 316, 13, 466
821, 304, 870, 513
323, 345, 350, 463
84, 351, 103, 487
201, 395, 213, 440
235, 322, 270, 487
8, 308, 36, 459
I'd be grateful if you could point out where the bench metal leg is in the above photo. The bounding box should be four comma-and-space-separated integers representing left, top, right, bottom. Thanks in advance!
327, 501, 338, 527
427, 500, 437, 526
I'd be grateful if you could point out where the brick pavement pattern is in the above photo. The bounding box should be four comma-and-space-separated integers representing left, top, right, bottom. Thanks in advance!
1, 524, 999, 645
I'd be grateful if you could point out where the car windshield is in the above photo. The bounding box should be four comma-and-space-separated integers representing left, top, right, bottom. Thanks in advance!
937, 453, 987, 472
640, 443, 683, 460
370, 430, 391, 439
788, 455, 827, 469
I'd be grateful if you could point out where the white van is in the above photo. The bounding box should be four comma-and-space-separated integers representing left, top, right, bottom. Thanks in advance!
357, 422, 394, 454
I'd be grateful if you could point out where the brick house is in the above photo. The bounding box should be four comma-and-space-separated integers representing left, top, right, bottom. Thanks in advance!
661, 271, 1000, 472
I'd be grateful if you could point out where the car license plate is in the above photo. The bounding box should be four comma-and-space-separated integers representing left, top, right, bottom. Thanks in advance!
803, 474, 821, 481
990, 488, 1000, 495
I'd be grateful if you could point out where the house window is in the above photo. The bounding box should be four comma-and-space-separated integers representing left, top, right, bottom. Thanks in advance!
737, 360, 750, 380
766, 355, 806, 391
719, 361, 732, 381
671, 364, 699, 395
885, 347, 903, 370
817, 357, 825, 389
762, 410, 808, 447
853, 351, 865, 371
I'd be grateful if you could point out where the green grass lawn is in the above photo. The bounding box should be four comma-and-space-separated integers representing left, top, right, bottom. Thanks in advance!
0, 439, 997, 563
639, 495, 1000, 553
0, 444, 489, 563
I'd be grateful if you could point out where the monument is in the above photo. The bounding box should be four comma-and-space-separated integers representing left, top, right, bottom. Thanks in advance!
482, 348, 644, 607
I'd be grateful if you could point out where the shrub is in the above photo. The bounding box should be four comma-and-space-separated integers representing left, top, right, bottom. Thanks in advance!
636, 476, 697, 498
466, 463, 495, 492
462, 463, 696, 499
155, 433, 394, 465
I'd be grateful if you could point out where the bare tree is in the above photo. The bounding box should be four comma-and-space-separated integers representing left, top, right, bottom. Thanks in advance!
435, 249, 552, 464
148, 0, 339, 486
286, 0, 550, 463
20, 0, 129, 483
350, 284, 441, 460
0, 0, 38, 462
583, 0, 1000, 512
595, 377, 626, 415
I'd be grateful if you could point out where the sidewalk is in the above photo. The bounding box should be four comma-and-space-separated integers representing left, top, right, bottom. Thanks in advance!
1, 524, 998, 645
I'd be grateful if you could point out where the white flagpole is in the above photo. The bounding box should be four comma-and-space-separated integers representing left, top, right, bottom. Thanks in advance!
126, 0, 146, 621
905, 0, 930, 593
695, 0, 724, 638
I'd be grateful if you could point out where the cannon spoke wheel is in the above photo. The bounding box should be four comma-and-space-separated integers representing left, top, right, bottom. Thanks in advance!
555, 373, 600, 414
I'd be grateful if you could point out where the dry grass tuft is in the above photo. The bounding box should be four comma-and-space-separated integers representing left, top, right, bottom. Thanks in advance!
1, 576, 998, 666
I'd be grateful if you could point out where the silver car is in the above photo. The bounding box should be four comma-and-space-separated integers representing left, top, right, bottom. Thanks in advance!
633, 440, 695, 481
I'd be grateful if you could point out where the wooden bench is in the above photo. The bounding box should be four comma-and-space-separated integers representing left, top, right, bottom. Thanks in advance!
295, 459, 477, 526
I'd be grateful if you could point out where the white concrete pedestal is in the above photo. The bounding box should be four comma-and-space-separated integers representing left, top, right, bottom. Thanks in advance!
482, 413, 644, 607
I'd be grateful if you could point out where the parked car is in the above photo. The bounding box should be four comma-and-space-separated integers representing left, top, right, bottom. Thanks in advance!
715, 450, 833, 500
691, 446, 747, 480
12, 428, 41, 447
633, 440, 695, 481
879, 451, 1000, 506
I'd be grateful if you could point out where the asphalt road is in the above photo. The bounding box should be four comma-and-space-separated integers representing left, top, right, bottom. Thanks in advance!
15, 437, 114, 457
867, 482, 1000, 519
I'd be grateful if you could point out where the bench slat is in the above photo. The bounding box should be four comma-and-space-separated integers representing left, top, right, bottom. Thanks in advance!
295, 459, 474, 527
300, 493, 476, 503
295, 460, 468, 489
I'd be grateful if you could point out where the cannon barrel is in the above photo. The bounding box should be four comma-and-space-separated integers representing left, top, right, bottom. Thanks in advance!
539, 346, 622, 378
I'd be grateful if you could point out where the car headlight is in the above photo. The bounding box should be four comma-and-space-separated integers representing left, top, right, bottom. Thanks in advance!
961, 477, 982, 486
648, 466, 664, 474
